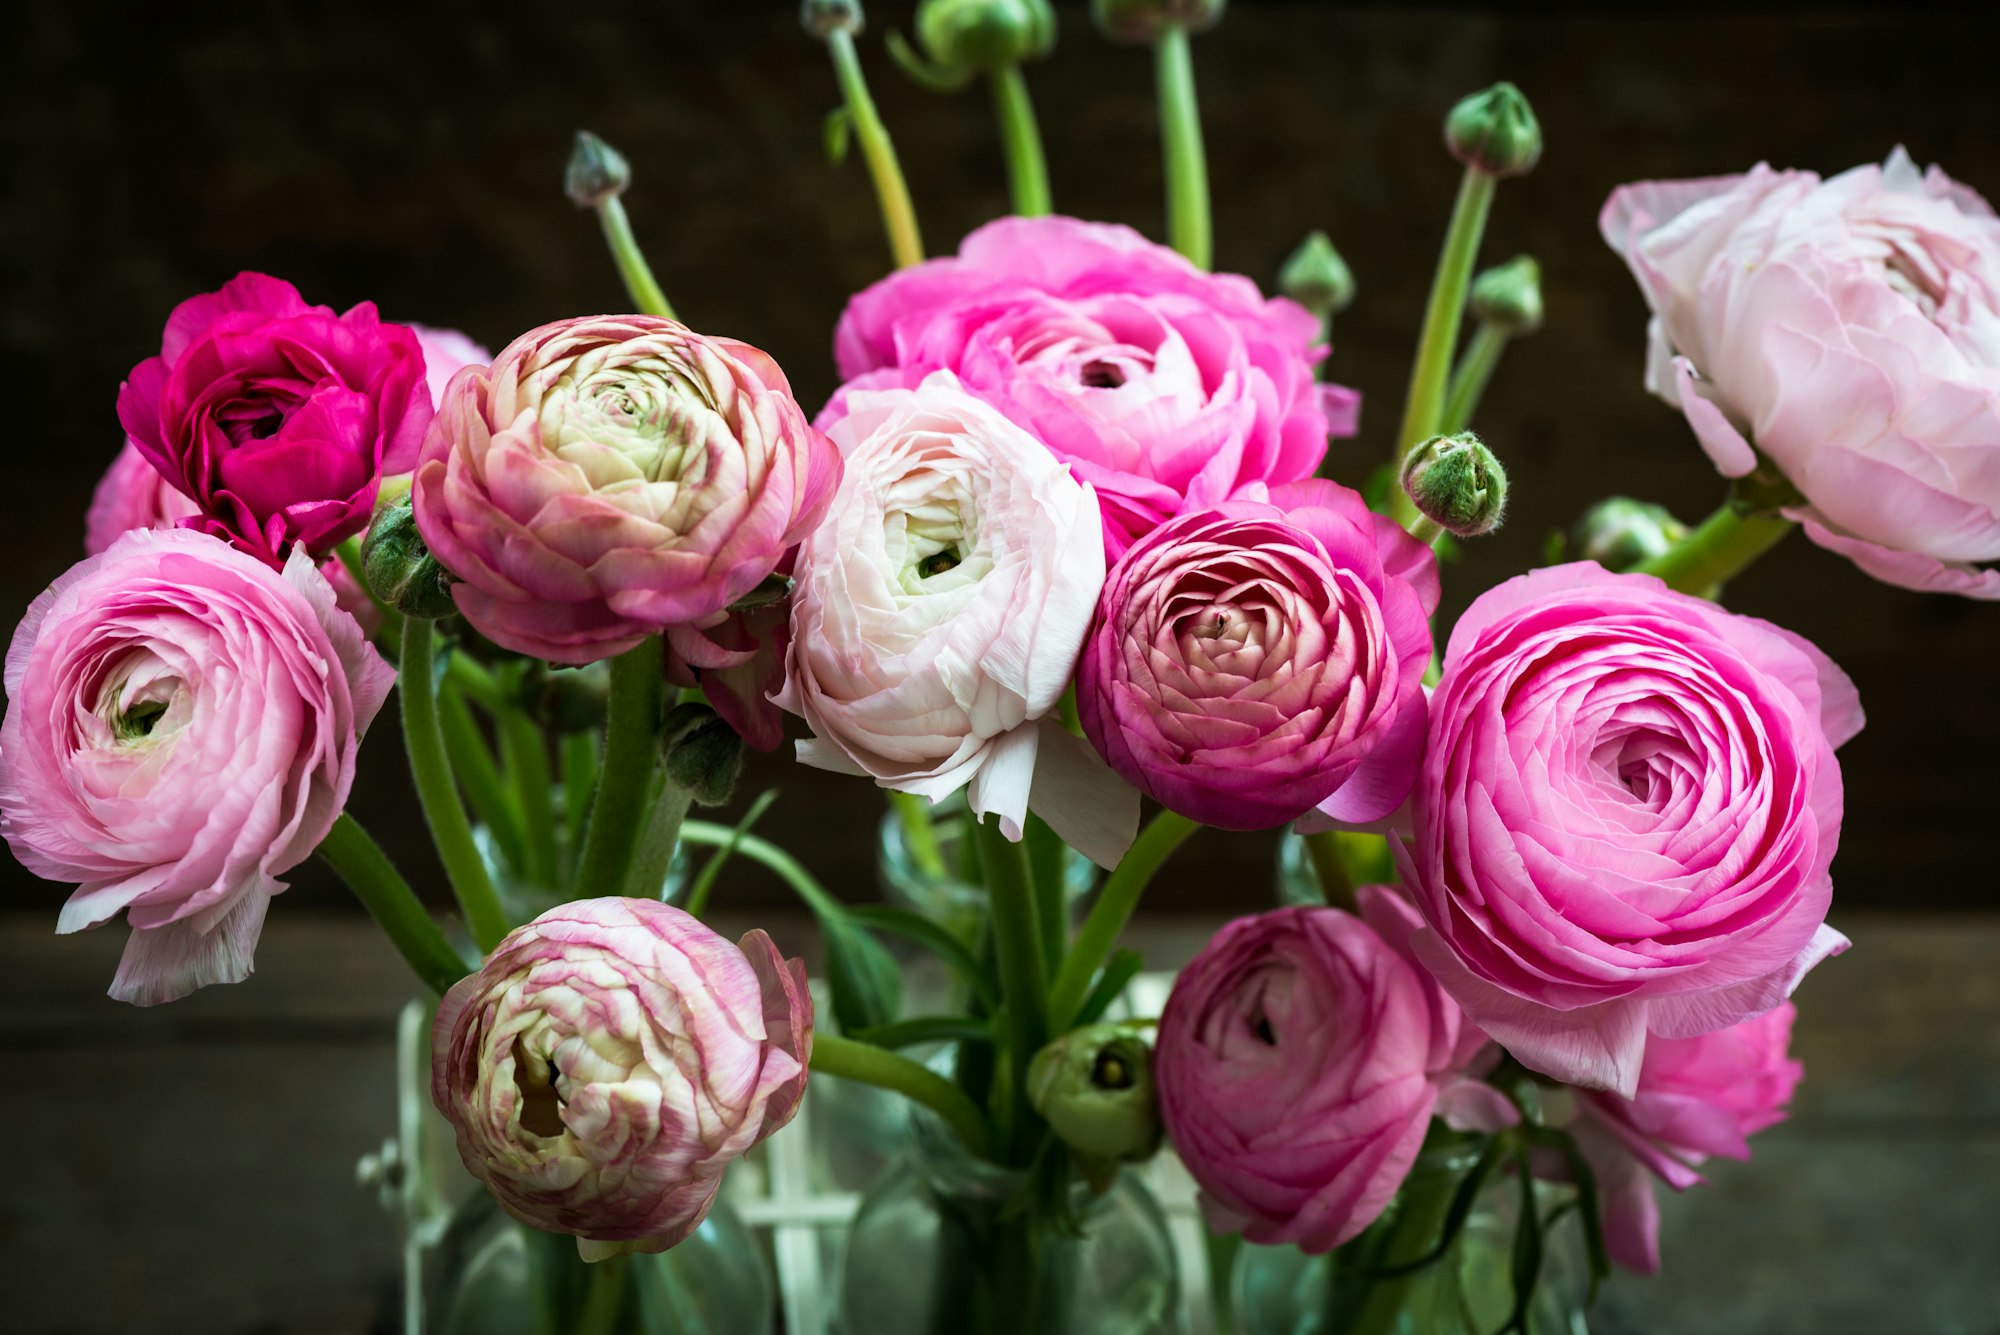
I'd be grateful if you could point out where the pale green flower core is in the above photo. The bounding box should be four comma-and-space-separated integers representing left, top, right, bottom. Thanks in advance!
102, 653, 186, 748
883, 446, 996, 597
541, 345, 724, 488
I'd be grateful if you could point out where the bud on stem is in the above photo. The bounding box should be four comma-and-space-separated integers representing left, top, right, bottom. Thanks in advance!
1279, 230, 1356, 321
1028, 1025, 1164, 1167
1444, 82, 1543, 179
565, 132, 676, 321
1402, 431, 1509, 539
362, 495, 458, 620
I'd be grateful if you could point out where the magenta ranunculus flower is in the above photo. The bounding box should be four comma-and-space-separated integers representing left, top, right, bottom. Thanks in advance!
414, 315, 842, 664
1156, 888, 1503, 1254
1076, 478, 1438, 831
115, 272, 433, 569
1603, 148, 2000, 597
0, 529, 393, 1005
431, 898, 812, 1260
1398, 562, 1860, 1097
821, 215, 1348, 558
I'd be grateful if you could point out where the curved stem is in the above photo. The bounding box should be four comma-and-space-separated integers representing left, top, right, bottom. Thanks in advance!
826, 29, 925, 269
1632, 503, 1795, 595
1439, 321, 1509, 435
595, 195, 676, 320
316, 813, 466, 994
1047, 810, 1200, 1031
679, 822, 842, 917
1302, 829, 1358, 913
400, 619, 509, 953
989, 65, 1051, 217
571, 637, 665, 897
974, 816, 1047, 1160
1154, 26, 1212, 269
811, 1033, 993, 1160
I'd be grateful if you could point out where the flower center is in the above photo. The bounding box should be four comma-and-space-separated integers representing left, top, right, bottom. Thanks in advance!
512, 1037, 567, 1138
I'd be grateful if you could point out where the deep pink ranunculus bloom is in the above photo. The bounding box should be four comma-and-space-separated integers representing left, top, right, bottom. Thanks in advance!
431, 898, 812, 1260
1076, 478, 1438, 831
1398, 562, 1860, 1098
820, 215, 1351, 559
414, 315, 842, 665
115, 272, 433, 569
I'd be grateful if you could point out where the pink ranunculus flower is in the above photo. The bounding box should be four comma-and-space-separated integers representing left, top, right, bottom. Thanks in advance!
1398, 562, 1860, 1098
410, 324, 492, 408
414, 315, 842, 664
821, 215, 1349, 559
1076, 478, 1438, 831
431, 898, 812, 1261
1156, 887, 1507, 1255
0, 529, 394, 1005
115, 272, 433, 569
1602, 148, 2000, 597
776, 371, 1138, 868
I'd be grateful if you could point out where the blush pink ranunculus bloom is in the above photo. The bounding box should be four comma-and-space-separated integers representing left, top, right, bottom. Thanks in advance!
410, 324, 492, 409
114, 272, 434, 569
1076, 478, 1438, 832
0, 529, 394, 1005
431, 898, 812, 1261
776, 371, 1138, 869
83, 440, 202, 556
1398, 562, 1859, 1098
1603, 148, 2000, 597
414, 315, 842, 665
820, 215, 1351, 560
1157, 887, 1510, 1255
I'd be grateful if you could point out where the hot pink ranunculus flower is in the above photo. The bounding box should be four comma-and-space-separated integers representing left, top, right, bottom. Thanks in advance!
1076, 478, 1438, 831
1603, 148, 2000, 598
1398, 562, 1859, 1098
431, 898, 812, 1261
821, 215, 1350, 559
1156, 888, 1505, 1254
0, 529, 394, 1005
414, 315, 842, 665
114, 272, 433, 569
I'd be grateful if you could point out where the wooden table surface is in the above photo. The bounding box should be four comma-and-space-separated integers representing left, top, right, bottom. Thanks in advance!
4, 910, 1995, 1334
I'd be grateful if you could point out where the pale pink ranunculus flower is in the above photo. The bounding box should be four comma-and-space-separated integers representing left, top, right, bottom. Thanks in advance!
0, 529, 394, 1005
775, 371, 1137, 868
410, 324, 492, 409
1398, 562, 1859, 1098
84, 440, 202, 556
413, 315, 842, 664
1603, 148, 2000, 597
820, 215, 1352, 560
430, 898, 812, 1261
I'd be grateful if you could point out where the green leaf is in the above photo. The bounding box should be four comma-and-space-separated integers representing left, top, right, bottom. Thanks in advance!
1496, 1141, 1546, 1335
847, 903, 1001, 1010
1368, 1131, 1510, 1279
851, 1015, 994, 1049
823, 107, 852, 165
822, 909, 903, 1034
1528, 1125, 1613, 1302
682, 788, 778, 919
1072, 949, 1145, 1027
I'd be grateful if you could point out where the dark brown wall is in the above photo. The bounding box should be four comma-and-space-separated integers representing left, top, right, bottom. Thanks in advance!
4, 1, 1997, 919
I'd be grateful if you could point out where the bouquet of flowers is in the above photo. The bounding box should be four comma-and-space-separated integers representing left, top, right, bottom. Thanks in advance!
10, 0, 1998, 1331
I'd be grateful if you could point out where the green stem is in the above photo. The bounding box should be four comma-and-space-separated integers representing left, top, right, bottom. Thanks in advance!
1154, 26, 1212, 269
1389, 167, 1499, 526
595, 195, 676, 320
974, 816, 1048, 1160
1632, 503, 1795, 595
499, 707, 559, 889
1340, 1156, 1465, 1335
624, 779, 694, 902
812, 1033, 993, 1159
680, 823, 842, 916
437, 683, 526, 876
890, 790, 949, 880
574, 1252, 628, 1331
316, 813, 465, 994
989, 65, 1051, 216
827, 29, 925, 269
571, 637, 665, 896
1439, 321, 1509, 434
1047, 810, 1200, 1031
561, 730, 599, 875
1302, 829, 1358, 913
400, 619, 510, 953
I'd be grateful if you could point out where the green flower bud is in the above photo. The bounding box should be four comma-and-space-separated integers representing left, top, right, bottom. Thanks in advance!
1444, 82, 1542, 179
802, 0, 865, 39
1469, 255, 1543, 336
1278, 231, 1356, 319
523, 663, 611, 734
660, 702, 746, 808
1028, 1026, 1163, 1163
1402, 432, 1509, 538
564, 131, 631, 209
361, 495, 457, 620
1572, 497, 1689, 572
1090, 0, 1226, 44
918, 0, 1055, 72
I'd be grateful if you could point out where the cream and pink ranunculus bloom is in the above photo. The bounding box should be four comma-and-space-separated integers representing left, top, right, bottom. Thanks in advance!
0, 529, 393, 1005
414, 315, 842, 664
1603, 148, 2000, 597
430, 899, 812, 1260
1398, 563, 1858, 1098
821, 215, 1349, 559
1076, 479, 1437, 831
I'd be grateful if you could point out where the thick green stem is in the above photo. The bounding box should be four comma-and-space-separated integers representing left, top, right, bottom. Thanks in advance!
890, 790, 949, 880
1047, 811, 1200, 1031
812, 1033, 993, 1159
316, 813, 465, 994
1439, 321, 1509, 434
975, 816, 1048, 1160
437, 683, 526, 877
989, 65, 1051, 216
574, 1252, 629, 1326
1302, 829, 1358, 913
1154, 26, 1212, 269
624, 780, 694, 902
827, 29, 925, 269
499, 708, 559, 889
400, 619, 509, 952
1632, 503, 1795, 595
595, 195, 675, 320
571, 637, 665, 896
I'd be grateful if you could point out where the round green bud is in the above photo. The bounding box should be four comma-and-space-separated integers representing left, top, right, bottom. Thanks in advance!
918, 0, 1055, 72
564, 131, 631, 209
1402, 432, 1509, 538
1278, 230, 1356, 319
361, 495, 458, 620
1027, 1026, 1163, 1163
801, 0, 865, 40
660, 702, 746, 808
1470, 254, 1543, 336
1444, 82, 1542, 179
1090, 0, 1226, 44
1572, 497, 1689, 572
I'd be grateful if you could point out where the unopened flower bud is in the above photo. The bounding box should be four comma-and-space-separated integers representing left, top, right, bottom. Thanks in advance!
524, 663, 611, 733
1444, 82, 1542, 178
564, 132, 631, 209
1402, 432, 1509, 538
802, 0, 865, 39
1090, 0, 1226, 44
1278, 231, 1356, 319
661, 702, 746, 807
361, 495, 457, 619
1470, 255, 1543, 335
918, 0, 1055, 71
1028, 1026, 1163, 1163
1573, 497, 1689, 571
